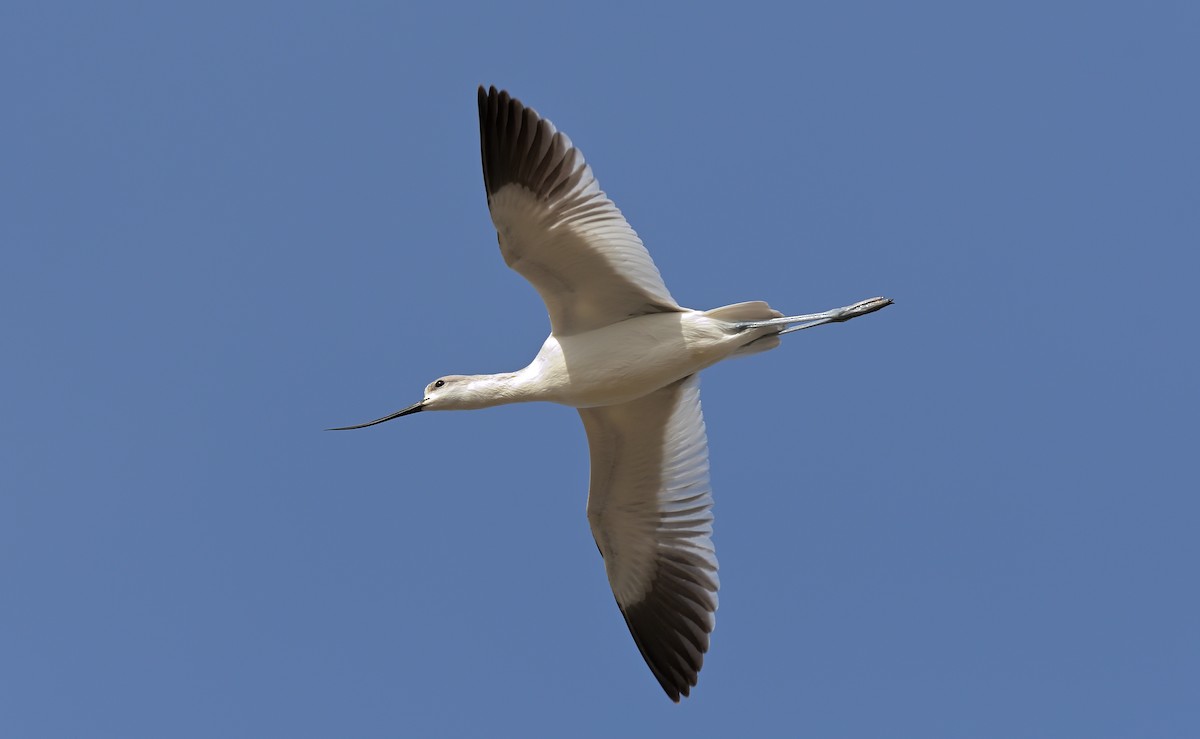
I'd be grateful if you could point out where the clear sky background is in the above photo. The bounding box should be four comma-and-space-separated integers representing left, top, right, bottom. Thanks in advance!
3, 2, 1197, 737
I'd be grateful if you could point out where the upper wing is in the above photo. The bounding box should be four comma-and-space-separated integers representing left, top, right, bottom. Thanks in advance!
478, 86, 682, 336
580, 374, 719, 701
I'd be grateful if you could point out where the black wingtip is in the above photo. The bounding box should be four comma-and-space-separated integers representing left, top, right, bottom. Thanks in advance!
477, 85, 574, 202
619, 600, 705, 702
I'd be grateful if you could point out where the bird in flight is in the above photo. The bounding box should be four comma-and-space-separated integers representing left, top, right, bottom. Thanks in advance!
332, 86, 892, 701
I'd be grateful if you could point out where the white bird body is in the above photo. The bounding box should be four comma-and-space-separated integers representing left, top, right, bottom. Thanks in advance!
523, 309, 779, 408
333, 86, 892, 701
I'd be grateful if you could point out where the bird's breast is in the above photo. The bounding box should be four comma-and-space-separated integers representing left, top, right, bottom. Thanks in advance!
526, 312, 734, 408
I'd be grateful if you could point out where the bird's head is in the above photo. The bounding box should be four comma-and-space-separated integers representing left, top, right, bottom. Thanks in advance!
328, 375, 487, 430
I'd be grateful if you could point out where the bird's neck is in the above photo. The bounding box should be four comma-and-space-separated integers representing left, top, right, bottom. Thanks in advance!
458, 371, 539, 409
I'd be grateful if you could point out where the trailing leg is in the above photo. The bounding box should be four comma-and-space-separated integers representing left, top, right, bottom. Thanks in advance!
736, 296, 893, 334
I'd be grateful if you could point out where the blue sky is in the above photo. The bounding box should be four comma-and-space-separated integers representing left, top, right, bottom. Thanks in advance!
3, 1, 1197, 736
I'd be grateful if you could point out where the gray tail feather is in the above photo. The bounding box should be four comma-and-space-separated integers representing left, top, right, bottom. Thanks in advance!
731, 333, 781, 357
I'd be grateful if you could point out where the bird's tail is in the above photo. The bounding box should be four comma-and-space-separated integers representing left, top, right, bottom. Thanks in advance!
704, 301, 784, 323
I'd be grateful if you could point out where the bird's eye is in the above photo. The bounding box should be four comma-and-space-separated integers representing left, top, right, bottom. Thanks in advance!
434, 379, 445, 388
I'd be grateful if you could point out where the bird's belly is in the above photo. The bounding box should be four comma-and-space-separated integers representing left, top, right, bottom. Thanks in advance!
532, 312, 733, 408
